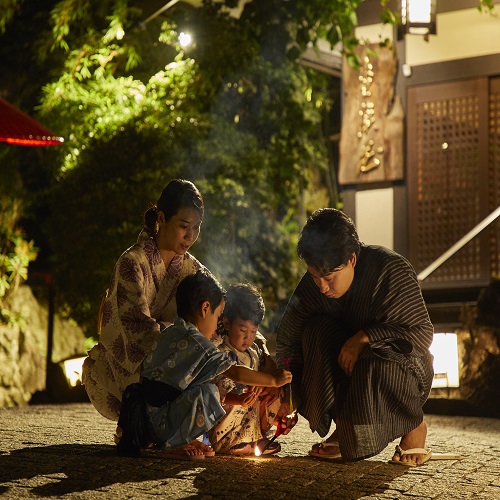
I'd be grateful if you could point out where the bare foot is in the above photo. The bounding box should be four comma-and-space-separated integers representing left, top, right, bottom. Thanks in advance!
159, 443, 205, 461
228, 443, 253, 456
311, 429, 340, 456
392, 421, 428, 465
191, 440, 215, 457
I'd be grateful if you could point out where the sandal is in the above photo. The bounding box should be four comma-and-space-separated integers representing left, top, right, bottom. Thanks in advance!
309, 440, 342, 460
389, 445, 432, 467
256, 438, 281, 455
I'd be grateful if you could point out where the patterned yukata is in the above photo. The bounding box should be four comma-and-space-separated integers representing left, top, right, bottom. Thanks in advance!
276, 244, 434, 461
141, 317, 235, 449
82, 229, 202, 421
209, 336, 280, 452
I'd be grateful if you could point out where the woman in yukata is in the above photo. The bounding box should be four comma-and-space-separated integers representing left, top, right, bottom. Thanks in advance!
82, 179, 206, 436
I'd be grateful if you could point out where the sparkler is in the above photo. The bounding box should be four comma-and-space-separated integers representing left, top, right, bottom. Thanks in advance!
260, 358, 296, 454
260, 433, 278, 453
254, 404, 262, 456
282, 357, 294, 412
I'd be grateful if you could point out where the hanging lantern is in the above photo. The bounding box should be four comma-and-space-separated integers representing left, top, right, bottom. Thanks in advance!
398, 0, 437, 40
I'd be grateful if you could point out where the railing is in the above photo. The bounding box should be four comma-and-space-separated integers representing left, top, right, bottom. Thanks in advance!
417, 205, 500, 282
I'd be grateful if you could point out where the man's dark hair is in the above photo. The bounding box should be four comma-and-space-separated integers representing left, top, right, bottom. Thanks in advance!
223, 283, 265, 327
297, 208, 361, 275
176, 269, 226, 320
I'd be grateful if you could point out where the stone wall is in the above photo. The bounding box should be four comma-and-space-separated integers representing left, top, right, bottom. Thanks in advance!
458, 281, 500, 417
0, 285, 87, 407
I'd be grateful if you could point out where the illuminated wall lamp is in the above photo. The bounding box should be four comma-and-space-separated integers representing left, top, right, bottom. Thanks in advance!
61, 355, 87, 387
398, 0, 437, 41
429, 333, 460, 389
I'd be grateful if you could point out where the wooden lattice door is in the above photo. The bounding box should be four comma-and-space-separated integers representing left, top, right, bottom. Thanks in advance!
407, 78, 498, 289
488, 78, 500, 278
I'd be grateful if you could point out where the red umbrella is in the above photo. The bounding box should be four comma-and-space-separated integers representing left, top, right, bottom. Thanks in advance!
0, 98, 64, 146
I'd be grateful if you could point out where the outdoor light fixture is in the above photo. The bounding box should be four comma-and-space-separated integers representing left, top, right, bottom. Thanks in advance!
61, 356, 87, 387
398, 0, 437, 40
178, 32, 192, 47
430, 333, 460, 388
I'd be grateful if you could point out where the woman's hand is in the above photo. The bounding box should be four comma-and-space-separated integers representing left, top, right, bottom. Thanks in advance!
338, 330, 369, 376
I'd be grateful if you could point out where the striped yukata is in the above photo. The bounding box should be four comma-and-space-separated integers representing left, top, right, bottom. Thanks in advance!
276, 244, 434, 461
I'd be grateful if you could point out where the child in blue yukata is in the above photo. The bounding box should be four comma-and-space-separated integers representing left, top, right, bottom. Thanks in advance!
117, 269, 292, 460
209, 284, 283, 456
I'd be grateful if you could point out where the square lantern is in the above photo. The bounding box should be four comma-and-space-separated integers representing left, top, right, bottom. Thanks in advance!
398, 0, 437, 40
430, 333, 460, 388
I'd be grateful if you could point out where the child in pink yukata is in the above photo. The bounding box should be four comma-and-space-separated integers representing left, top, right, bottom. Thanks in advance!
117, 270, 292, 460
209, 284, 283, 455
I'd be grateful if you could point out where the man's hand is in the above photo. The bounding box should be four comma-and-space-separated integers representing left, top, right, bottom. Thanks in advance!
338, 330, 369, 376
274, 402, 298, 436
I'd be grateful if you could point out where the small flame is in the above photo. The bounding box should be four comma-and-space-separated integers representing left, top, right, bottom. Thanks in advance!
254, 446, 262, 457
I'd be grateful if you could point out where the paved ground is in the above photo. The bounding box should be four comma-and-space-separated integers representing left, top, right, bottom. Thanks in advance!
0, 403, 499, 499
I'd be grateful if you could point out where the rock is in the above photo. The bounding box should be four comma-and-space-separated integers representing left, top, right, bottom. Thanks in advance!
0, 285, 87, 406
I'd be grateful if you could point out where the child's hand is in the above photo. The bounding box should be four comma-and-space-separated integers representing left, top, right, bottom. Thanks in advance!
239, 391, 259, 407
259, 386, 281, 406
249, 386, 264, 397
273, 369, 292, 387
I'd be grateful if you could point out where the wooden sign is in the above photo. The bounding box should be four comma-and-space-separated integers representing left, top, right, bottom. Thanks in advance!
339, 42, 404, 185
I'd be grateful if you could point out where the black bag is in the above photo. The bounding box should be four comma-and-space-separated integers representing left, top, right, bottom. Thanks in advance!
116, 379, 182, 457
116, 383, 151, 457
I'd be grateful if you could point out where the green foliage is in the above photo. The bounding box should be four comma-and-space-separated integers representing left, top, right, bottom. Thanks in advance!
44, 119, 204, 327
0, 0, 398, 334
0, 0, 23, 33
197, 175, 302, 332
477, 0, 495, 13
0, 198, 38, 324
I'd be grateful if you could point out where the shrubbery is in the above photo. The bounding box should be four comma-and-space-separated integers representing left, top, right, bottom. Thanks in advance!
0, 197, 38, 325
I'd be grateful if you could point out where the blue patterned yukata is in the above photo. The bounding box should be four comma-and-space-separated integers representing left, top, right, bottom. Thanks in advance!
141, 317, 235, 449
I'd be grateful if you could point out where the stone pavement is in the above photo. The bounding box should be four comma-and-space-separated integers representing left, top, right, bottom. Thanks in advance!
0, 403, 499, 499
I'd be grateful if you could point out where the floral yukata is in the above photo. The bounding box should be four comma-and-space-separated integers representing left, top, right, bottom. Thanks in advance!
82, 229, 202, 421
141, 317, 235, 449
209, 335, 280, 453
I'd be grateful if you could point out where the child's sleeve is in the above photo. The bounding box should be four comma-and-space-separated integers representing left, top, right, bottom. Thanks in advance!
214, 373, 237, 404
213, 345, 238, 403
254, 331, 270, 356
